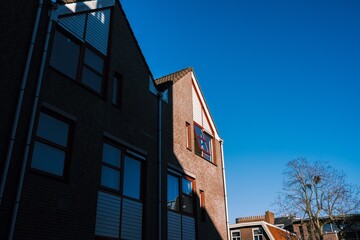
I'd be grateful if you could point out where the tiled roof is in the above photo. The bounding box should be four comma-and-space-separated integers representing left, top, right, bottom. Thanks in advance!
267, 224, 298, 240
155, 67, 193, 85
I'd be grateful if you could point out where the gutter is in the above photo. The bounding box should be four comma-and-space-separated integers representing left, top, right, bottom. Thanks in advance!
7, 2, 58, 239
158, 92, 163, 240
220, 140, 230, 240
0, 0, 44, 207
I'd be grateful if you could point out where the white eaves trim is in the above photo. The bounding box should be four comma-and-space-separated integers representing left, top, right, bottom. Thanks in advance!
190, 72, 220, 140
229, 221, 275, 240
58, 0, 115, 16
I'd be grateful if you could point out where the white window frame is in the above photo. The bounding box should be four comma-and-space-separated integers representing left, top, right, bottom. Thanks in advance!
231, 230, 241, 240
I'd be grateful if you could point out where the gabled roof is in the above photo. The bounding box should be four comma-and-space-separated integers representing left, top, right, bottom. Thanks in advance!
155, 67, 193, 85
230, 221, 298, 240
155, 67, 221, 140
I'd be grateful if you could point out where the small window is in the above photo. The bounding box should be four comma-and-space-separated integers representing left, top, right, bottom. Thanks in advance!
232, 230, 241, 240
167, 173, 194, 216
31, 111, 71, 177
194, 124, 212, 162
199, 190, 205, 221
253, 228, 263, 240
112, 75, 122, 107
186, 122, 191, 150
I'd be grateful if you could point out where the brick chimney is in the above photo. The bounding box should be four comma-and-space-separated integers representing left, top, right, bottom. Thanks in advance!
265, 211, 274, 224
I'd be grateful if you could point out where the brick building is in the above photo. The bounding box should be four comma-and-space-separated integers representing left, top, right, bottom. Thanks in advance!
230, 211, 298, 240
156, 67, 229, 240
0, 0, 228, 239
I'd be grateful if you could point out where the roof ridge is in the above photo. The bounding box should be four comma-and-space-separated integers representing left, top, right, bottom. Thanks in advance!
155, 67, 193, 85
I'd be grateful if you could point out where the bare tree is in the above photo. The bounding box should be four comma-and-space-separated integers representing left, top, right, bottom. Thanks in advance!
276, 158, 360, 240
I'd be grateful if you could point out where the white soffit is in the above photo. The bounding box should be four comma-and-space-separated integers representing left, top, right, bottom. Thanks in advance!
58, 0, 115, 16
191, 72, 220, 140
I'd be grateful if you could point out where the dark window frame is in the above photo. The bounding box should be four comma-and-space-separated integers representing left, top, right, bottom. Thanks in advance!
30, 108, 74, 179
100, 141, 144, 202
112, 73, 123, 108
186, 122, 191, 150
49, 25, 107, 97
199, 190, 206, 222
167, 172, 195, 217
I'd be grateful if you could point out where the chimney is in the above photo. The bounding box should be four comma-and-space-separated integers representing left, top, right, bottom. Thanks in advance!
265, 211, 274, 224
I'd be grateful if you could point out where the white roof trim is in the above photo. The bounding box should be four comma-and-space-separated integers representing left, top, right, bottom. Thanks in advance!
229, 221, 275, 240
190, 72, 220, 140
58, 0, 115, 16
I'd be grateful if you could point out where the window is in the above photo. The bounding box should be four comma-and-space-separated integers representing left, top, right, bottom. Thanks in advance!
100, 143, 142, 200
31, 111, 72, 176
232, 230, 241, 240
50, 29, 106, 94
253, 228, 263, 240
186, 122, 191, 150
112, 74, 122, 107
199, 190, 206, 221
167, 173, 194, 215
95, 142, 144, 239
194, 124, 212, 161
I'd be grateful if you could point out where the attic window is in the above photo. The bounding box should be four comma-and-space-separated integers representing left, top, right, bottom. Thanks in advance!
194, 124, 212, 162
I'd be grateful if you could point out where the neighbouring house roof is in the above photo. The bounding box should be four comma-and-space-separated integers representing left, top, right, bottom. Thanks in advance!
230, 221, 298, 240
267, 224, 298, 240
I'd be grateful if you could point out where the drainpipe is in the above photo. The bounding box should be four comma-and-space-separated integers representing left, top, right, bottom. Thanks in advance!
7, 2, 58, 239
220, 140, 230, 240
158, 92, 163, 240
0, 0, 44, 207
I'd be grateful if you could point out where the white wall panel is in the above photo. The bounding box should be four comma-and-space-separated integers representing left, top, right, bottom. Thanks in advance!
95, 191, 121, 238
168, 211, 182, 240
85, 9, 110, 55
121, 199, 143, 240
58, 14, 86, 40
182, 215, 196, 240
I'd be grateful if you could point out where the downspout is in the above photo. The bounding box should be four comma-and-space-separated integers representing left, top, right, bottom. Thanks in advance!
0, 0, 44, 207
7, 2, 58, 239
158, 92, 163, 240
220, 140, 230, 240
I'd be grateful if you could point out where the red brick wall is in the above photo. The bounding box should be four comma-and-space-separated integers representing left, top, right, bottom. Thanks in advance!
165, 72, 228, 239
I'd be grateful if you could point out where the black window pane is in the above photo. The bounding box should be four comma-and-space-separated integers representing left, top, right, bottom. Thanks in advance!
182, 194, 193, 214
31, 141, 65, 176
37, 112, 69, 147
123, 156, 141, 199
101, 166, 120, 190
82, 66, 102, 93
84, 48, 104, 73
167, 175, 179, 211
103, 143, 121, 168
50, 30, 80, 79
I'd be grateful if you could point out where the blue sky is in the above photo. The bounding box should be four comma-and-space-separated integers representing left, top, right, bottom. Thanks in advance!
121, 0, 360, 223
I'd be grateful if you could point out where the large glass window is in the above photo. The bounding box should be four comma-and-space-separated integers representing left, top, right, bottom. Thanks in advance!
100, 143, 143, 200
167, 173, 194, 215
194, 124, 212, 162
49, 30, 80, 80
50, 29, 106, 95
31, 111, 71, 176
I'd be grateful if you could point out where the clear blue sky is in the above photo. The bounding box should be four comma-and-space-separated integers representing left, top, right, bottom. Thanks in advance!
121, 0, 360, 223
